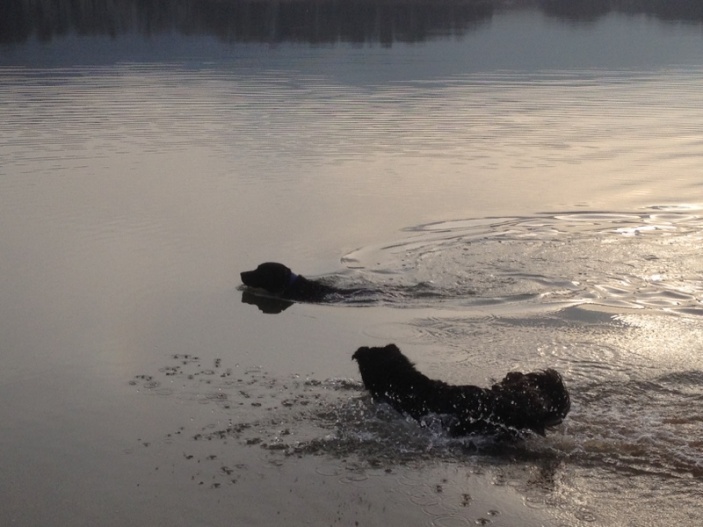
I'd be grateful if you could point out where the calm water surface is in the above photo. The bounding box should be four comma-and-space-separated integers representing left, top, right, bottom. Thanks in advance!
2, 2, 703, 526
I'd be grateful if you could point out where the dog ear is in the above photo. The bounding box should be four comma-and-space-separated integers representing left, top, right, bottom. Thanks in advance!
258, 262, 290, 272
352, 346, 370, 361
503, 372, 524, 384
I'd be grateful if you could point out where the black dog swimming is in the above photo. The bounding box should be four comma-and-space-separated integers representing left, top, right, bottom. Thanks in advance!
240, 262, 357, 302
352, 344, 570, 438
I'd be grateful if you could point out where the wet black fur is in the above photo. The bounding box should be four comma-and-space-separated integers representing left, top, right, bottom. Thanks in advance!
240, 262, 344, 302
240, 262, 363, 302
352, 344, 570, 437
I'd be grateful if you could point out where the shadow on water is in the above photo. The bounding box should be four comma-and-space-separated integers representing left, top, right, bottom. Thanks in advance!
2, 0, 703, 46
241, 290, 295, 314
240, 279, 455, 313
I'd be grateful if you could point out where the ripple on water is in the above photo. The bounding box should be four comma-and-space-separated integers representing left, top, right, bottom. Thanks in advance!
341, 208, 703, 316
558, 368, 703, 478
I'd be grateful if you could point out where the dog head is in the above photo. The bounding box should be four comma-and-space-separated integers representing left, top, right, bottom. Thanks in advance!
352, 343, 410, 370
352, 344, 415, 395
493, 368, 571, 435
240, 262, 297, 294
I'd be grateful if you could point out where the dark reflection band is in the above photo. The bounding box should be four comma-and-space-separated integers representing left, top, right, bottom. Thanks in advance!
2, 0, 702, 46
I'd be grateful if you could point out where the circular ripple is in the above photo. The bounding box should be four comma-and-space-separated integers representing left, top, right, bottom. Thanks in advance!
341, 209, 703, 315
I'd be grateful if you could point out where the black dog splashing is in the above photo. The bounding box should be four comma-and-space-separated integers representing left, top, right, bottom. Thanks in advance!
353, 344, 570, 438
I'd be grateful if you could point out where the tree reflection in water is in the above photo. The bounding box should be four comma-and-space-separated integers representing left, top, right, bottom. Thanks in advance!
2, 0, 702, 46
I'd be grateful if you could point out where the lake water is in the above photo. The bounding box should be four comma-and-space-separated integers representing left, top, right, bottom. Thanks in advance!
2, 1, 703, 525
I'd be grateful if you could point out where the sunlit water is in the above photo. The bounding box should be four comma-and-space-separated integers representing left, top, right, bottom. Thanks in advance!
2, 3, 703, 526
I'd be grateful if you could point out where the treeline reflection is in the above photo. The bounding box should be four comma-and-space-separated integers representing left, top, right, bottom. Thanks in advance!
2, 0, 702, 46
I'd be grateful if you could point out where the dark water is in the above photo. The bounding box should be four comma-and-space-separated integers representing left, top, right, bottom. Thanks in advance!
2, 2, 703, 526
